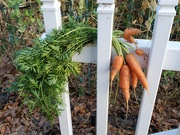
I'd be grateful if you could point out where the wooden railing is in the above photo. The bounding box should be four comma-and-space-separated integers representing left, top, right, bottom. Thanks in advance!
40, 0, 179, 135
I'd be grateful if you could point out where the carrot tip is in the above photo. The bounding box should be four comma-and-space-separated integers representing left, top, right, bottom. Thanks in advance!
133, 88, 137, 99
125, 100, 129, 119
145, 89, 153, 103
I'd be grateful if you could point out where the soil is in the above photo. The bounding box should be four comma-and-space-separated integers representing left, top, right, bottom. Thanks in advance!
0, 60, 180, 135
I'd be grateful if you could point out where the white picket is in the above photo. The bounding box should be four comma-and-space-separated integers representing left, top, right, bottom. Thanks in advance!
41, 0, 62, 34
135, 0, 178, 135
96, 2, 115, 135
40, 0, 73, 135
58, 84, 73, 135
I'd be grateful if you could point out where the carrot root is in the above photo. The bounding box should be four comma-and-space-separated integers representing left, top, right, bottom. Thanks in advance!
119, 64, 130, 118
110, 56, 124, 82
123, 28, 142, 41
135, 49, 145, 56
125, 53, 148, 90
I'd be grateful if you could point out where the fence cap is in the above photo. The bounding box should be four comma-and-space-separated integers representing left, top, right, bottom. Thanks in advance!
97, 4, 115, 14
159, 0, 178, 6
40, 0, 59, 1
97, 0, 114, 4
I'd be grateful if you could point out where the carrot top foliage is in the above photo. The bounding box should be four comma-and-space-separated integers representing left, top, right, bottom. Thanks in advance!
7, 17, 126, 122
7, 20, 97, 122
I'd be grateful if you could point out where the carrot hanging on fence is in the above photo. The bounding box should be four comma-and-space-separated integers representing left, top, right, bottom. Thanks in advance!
110, 55, 124, 86
135, 49, 145, 56
131, 71, 138, 98
127, 36, 135, 43
125, 53, 150, 98
109, 55, 123, 103
123, 28, 142, 42
119, 64, 130, 118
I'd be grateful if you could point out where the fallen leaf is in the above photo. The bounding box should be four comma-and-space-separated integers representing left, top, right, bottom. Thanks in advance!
74, 104, 84, 112
13, 118, 20, 125
38, 118, 46, 127
168, 119, 179, 127
33, 112, 40, 120
149, 0, 157, 11
0, 123, 7, 134
15, 125, 23, 132
79, 109, 86, 114
142, 0, 150, 11
9, 132, 18, 135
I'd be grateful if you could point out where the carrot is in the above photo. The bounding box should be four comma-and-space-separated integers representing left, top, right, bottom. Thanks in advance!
125, 53, 148, 91
110, 55, 124, 100
123, 28, 141, 41
135, 49, 145, 56
127, 36, 135, 43
131, 71, 138, 98
119, 64, 130, 118
110, 55, 124, 83
109, 56, 123, 103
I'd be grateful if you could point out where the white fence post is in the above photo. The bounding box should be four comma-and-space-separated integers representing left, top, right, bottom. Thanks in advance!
96, 0, 115, 135
135, 0, 178, 135
58, 84, 73, 135
41, 0, 62, 34
40, 0, 73, 134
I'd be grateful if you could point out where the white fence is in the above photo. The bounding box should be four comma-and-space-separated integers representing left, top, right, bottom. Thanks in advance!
40, 0, 180, 135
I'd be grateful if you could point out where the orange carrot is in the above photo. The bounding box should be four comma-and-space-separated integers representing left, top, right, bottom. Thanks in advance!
131, 71, 138, 98
119, 64, 130, 118
110, 55, 123, 82
123, 28, 141, 41
127, 36, 135, 43
135, 49, 145, 56
110, 56, 123, 102
125, 53, 148, 90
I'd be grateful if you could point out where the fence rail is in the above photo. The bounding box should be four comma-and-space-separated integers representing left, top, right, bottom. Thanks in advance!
40, 0, 179, 135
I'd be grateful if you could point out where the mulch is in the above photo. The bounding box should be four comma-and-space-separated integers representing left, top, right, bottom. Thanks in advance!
0, 56, 180, 135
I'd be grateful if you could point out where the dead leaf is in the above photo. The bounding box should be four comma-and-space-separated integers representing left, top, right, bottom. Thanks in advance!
149, 0, 157, 11
8, 105, 18, 111
5, 116, 12, 123
5, 125, 10, 134
168, 119, 179, 127
79, 109, 86, 114
13, 118, 20, 125
33, 112, 40, 120
0, 123, 7, 134
142, 0, 150, 11
0, 111, 4, 117
138, 14, 144, 24
3, 103, 9, 110
145, 18, 152, 31
38, 118, 45, 127
74, 104, 84, 112
20, 118, 30, 126
15, 125, 23, 132
9, 132, 18, 135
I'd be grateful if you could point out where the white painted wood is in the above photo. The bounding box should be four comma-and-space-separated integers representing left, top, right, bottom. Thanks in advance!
177, 126, 180, 135
72, 39, 180, 71
163, 41, 180, 71
135, 0, 178, 135
72, 45, 97, 63
41, 0, 62, 34
40, 1, 73, 135
96, 3, 115, 135
58, 84, 73, 135
97, 0, 115, 4
159, 0, 178, 6
149, 129, 178, 135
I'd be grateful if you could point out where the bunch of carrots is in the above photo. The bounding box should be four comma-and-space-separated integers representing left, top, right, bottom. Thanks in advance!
111, 28, 149, 118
